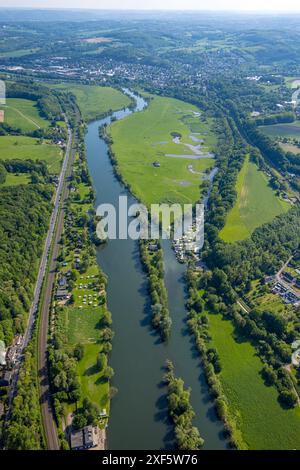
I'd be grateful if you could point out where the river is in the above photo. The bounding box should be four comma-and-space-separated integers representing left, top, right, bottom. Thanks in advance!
85, 90, 227, 450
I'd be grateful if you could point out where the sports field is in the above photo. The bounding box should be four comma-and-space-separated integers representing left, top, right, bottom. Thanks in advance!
220, 155, 289, 242
109, 95, 216, 206
1, 98, 51, 132
208, 312, 300, 450
51, 84, 132, 121
0, 135, 62, 173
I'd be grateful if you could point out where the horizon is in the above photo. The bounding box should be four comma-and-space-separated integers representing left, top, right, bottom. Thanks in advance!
1, 2, 300, 13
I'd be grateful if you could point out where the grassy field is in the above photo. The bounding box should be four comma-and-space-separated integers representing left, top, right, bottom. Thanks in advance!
279, 142, 300, 154
62, 305, 109, 412
208, 312, 300, 449
1, 98, 51, 132
220, 155, 289, 242
51, 84, 132, 121
0, 48, 39, 58
0, 135, 62, 173
1, 173, 30, 186
259, 121, 300, 139
109, 95, 216, 206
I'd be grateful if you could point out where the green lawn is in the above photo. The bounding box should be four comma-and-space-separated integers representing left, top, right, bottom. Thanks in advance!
1, 173, 30, 186
51, 84, 132, 121
220, 155, 289, 242
109, 95, 216, 206
259, 121, 300, 139
77, 343, 109, 411
1, 98, 51, 132
208, 313, 300, 449
63, 306, 103, 345
62, 305, 109, 412
0, 135, 62, 173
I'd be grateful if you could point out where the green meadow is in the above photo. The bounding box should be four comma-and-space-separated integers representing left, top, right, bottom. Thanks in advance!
62, 305, 109, 412
220, 156, 289, 243
208, 313, 300, 449
1, 98, 51, 132
109, 95, 216, 206
1, 173, 30, 187
259, 121, 300, 139
0, 135, 62, 173
51, 84, 132, 121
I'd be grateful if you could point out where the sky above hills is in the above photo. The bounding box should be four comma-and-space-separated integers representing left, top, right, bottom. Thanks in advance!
0, 0, 300, 12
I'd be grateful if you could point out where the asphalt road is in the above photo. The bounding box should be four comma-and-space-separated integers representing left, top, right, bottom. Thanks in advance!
6, 123, 75, 450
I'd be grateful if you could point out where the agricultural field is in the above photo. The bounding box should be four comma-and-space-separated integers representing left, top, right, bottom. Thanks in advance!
0, 135, 62, 173
208, 312, 300, 450
109, 94, 216, 206
284, 77, 300, 89
279, 142, 300, 154
259, 121, 300, 139
220, 155, 289, 243
0, 98, 51, 132
51, 84, 132, 121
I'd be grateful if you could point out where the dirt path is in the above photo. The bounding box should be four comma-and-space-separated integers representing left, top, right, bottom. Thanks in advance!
4, 104, 41, 129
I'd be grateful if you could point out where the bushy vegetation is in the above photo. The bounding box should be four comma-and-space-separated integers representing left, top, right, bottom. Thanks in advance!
163, 360, 204, 450
139, 240, 171, 341
4, 339, 44, 449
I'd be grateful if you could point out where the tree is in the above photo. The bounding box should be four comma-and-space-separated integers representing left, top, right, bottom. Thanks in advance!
96, 352, 106, 372
278, 390, 298, 409
261, 365, 277, 386
103, 366, 114, 380
74, 343, 84, 361
72, 413, 87, 430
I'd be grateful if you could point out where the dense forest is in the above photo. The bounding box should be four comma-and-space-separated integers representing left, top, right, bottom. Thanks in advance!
0, 184, 52, 344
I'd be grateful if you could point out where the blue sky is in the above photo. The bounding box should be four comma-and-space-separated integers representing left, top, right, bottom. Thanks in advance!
0, 0, 300, 12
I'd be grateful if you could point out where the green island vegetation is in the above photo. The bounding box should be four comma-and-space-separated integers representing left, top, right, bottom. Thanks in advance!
139, 240, 171, 341
48, 125, 113, 440
220, 155, 289, 242
163, 360, 204, 450
108, 94, 216, 206
50, 84, 132, 121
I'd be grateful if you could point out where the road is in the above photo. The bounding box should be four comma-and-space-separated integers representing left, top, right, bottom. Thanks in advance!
6, 122, 75, 450
275, 256, 300, 299
38, 124, 76, 450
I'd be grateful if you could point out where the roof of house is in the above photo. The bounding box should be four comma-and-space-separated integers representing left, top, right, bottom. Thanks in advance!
70, 430, 84, 449
70, 426, 98, 450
